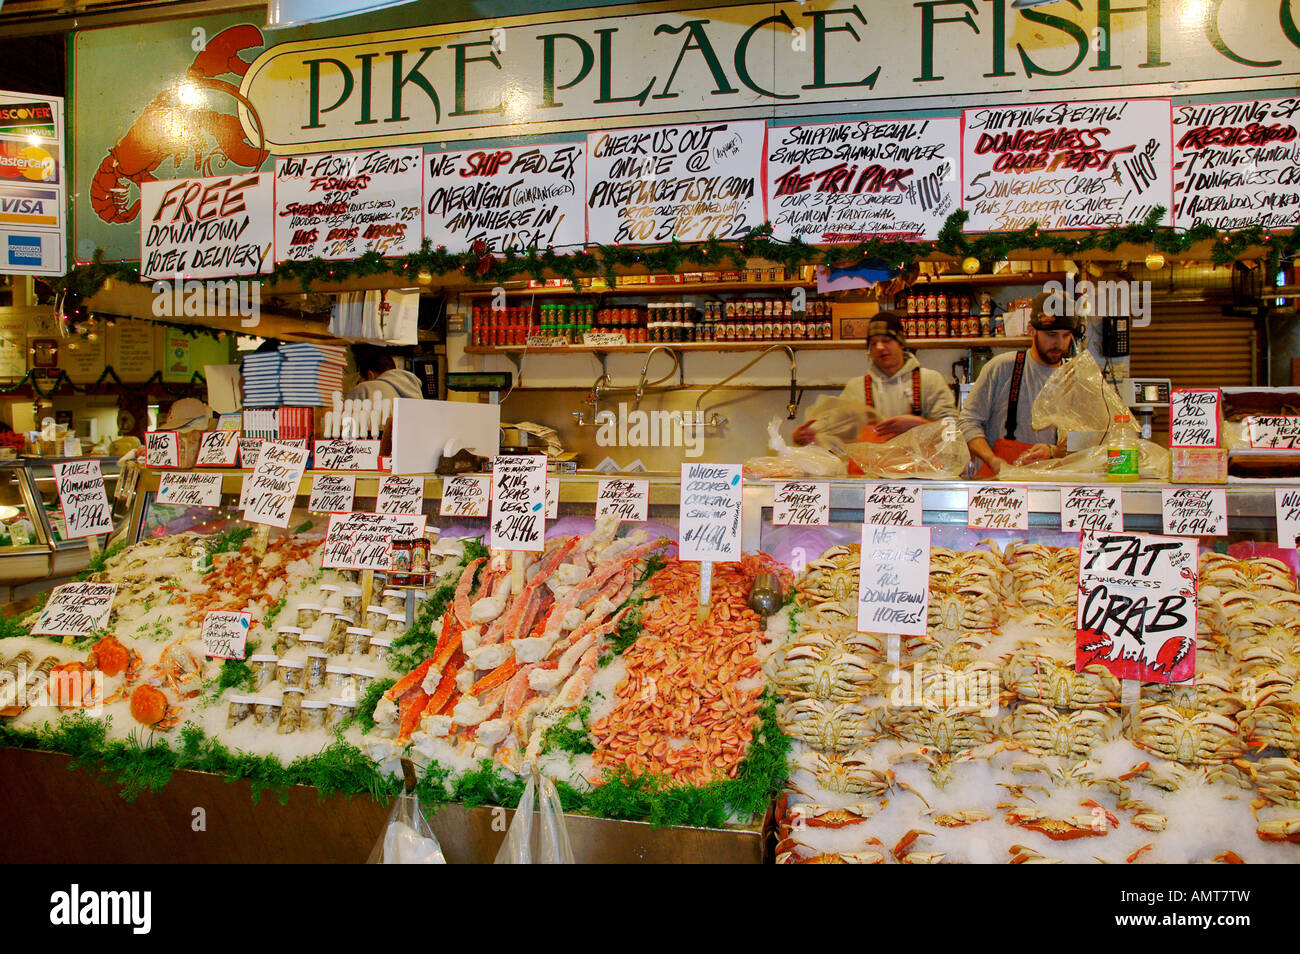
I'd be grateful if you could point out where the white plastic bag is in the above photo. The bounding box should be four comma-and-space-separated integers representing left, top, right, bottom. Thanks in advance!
744, 418, 847, 478
494, 771, 575, 864
800, 394, 874, 441
367, 792, 446, 864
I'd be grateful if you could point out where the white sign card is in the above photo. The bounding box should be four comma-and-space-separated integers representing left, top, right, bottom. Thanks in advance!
546, 477, 559, 520
440, 474, 490, 518
1169, 388, 1220, 448
309, 474, 356, 514
322, 512, 428, 571
31, 582, 117, 638
376, 475, 424, 516
1161, 488, 1228, 537
490, 455, 547, 551
1076, 531, 1198, 683
766, 118, 959, 243
772, 481, 829, 526
597, 478, 650, 522
967, 485, 1029, 530
864, 484, 923, 526
195, 429, 241, 466
52, 460, 113, 538
1277, 489, 1300, 549
678, 462, 742, 562
586, 120, 766, 244
961, 99, 1174, 231
274, 147, 424, 262
1061, 486, 1124, 534
238, 437, 263, 468
158, 472, 224, 508
313, 439, 381, 471
145, 431, 180, 468
1173, 98, 1300, 231
241, 441, 310, 528
857, 523, 931, 636
201, 610, 251, 660
424, 142, 586, 252
140, 172, 273, 279
1246, 416, 1300, 450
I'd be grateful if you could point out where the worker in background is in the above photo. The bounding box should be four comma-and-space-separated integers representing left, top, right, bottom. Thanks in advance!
958, 291, 1078, 475
793, 311, 958, 444
346, 343, 423, 403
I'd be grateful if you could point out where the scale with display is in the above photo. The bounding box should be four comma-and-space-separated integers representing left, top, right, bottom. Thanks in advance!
1121, 378, 1171, 440
445, 371, 513, 404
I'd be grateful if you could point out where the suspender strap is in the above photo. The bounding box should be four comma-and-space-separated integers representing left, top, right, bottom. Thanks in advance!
911, 367, 922, 417
1005, 350, 1027, 441
863, 374, 873, 408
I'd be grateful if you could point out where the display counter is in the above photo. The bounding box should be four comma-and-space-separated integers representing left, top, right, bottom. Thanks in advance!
2, 466, 1296, 864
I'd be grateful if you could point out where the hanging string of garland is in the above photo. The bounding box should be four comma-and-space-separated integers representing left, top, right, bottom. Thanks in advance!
0, 368, 205, 398
55, 209, 1300, 300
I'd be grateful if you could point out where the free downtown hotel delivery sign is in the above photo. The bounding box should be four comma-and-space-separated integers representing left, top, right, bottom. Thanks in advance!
236, 0, 1300, 153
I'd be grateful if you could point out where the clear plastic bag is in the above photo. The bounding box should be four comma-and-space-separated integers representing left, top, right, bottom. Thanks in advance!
744, 418, 848, 478
800, 394, 875, 441
367, 792, 446, 864
832, 417, 971, 479
494, 771, 575, 864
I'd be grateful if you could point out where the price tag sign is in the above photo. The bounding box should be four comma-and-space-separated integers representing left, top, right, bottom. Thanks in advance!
1169, 388, 1220, 448
490, 455, 547, 551
968, 485, 1029, 530
864, 484, 922, 526
158, 472, 224, 508
440, 475, 490, 517
238, 438, 263, 468
597, 478, 650, 522
195, 430, 240, 466
1247, 416, 1300, 450
309, 474, 356, 514
772, 481, 829, 526
1077, 531, 1197, 683
201, 611, 250, 660
322, 512, 428, 570
1061, 486, 1124, 533
1276, 489, 1300, 549
546, 477, 559, 520
679, 462, 742, 562
857, 524, 930, 636
52, 460, 113, 538
145, 431, 180, 468
31, 582, 117, 637
1161, 488, 1227, 537
313, 439, 381, 471
376, 475, 423, 515
582, 332, 628, 347
241, 441, 309, 528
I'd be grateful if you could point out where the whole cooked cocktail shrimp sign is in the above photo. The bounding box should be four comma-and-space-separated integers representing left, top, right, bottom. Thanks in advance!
857, 524, 930, 636
1076, 531, 1197, 683
31, 582, 116, 637
679, 463, 742, 561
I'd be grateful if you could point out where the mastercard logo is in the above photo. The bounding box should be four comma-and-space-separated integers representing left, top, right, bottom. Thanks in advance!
0, 144, 56, 182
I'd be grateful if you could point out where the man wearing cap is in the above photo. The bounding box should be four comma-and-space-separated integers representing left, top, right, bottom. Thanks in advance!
958, 291, 1079, 475
793, 311, 958, 444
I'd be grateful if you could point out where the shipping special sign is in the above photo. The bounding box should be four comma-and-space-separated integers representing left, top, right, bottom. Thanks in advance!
1076, 531, 1197, 684
766, 119, 958, 243
424, 143, 585, 252
139, 172, 272, 279
585, 120, 765, 244
1173, 98, 1300, 230
961, 100, 1173, 231
274, 147, 423, 261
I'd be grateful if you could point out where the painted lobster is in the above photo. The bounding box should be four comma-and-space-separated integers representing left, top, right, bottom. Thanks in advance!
90, 24, 270, 224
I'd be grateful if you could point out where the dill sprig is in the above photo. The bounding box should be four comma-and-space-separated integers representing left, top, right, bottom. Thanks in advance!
539, 703, 594, 755
348, 677, 395, 733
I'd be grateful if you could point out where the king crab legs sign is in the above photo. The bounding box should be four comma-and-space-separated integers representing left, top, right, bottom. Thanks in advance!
1075, 531, 1198, 684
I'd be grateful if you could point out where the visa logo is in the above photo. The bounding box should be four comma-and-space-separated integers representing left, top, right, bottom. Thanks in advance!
0, 197, 43, 214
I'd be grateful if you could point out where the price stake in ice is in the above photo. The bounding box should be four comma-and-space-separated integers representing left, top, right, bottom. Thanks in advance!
679, 463, 742, 562
1076, 531, 1197, 683
490, 455, 547, 551
857, 524, 930, 636
440, 474, 489, 517
52, 460, 113, 538
195, 429, 240, 466
772, 481, 828, 526
864, 484, 922, 526
1061, 486, 1123, 533
241, 441, 309, 528
201, 611, 250, 660
597, 478, 649, 522
31, 582, 117, 638
1161, 488, 1227, 537
308, 474, 355, 514
158, 472, 224, 508
968, 485, 1029, 530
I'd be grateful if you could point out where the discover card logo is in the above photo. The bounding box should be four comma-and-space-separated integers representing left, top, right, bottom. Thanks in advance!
50, 885, 151, 934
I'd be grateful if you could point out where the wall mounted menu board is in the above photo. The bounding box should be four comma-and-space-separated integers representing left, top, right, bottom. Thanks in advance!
274, 148, 423, 262
139, 172, 273, 280
766, 119, 958, 243
586, 120, 765, 244
1173, 98, 1300, 230
961, 100, 1173, 231
424, 143, 585, 252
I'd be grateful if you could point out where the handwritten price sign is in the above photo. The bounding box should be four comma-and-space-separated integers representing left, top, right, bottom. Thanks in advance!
195, 429, 240, 466
864, 484, 923, 527
1076, 531, 1197, 683
857, 524, 930, 636
158, 472, 224, 508
1061, 486, 1124, 533
772, 481, 829, 526
440, 474, 490, 517
322, 512, 427, 570
1161, 488, 1227, 537
1277, 489, 1300, 549
490, 455, 547, 551
52, 460, 113, 538
313, 439, 381, 471
1169, 389, 1220, 448
597, 478, 649, 522
968, 485, 1029, 530
376, 475, 423, 516
31, 582, 116, 638
1246, 416, 1300, 450
308, 474, 355, 514
201, 611, 251, 660
679, 462, 742, 562
241, 441, 309, 528
145, 431, 179, 468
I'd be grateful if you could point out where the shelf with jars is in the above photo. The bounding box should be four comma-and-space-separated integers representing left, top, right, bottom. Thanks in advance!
894, 272, 1067, 342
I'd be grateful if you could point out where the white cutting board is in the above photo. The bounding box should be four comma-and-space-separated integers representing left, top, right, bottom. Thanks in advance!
391, 398, 500, 475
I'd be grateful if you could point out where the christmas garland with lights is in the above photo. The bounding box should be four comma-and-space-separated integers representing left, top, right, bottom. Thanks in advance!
0, 368, 206, 398
56, 209, 1299, 301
